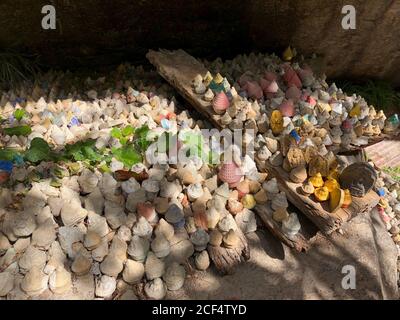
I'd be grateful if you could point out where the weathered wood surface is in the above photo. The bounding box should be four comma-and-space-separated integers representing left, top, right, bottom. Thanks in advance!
207, 227, 250, 275
257, 159, 380, 234
255, 204, 310, 252
146, 49, 224, 129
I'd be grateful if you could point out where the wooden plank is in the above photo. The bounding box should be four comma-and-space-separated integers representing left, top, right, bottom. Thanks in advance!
257, 159, 380, 234
207, 227, 250, 275
254, 204, 310, 252
146, 49, 224, 129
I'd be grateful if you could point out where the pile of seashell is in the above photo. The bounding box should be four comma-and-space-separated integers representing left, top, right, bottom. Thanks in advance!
192, 49, 399, 213
0, 64, 268, 300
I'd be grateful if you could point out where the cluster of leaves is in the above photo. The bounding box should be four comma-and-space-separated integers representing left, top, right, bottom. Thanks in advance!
383, 167, 400, 183
3, 125, 32, 136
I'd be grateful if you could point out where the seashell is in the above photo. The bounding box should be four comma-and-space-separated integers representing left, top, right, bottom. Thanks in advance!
253, 187, 268, 203
244, 81, 263, 100
151, 234, 171, 258
132, 216, 153, 238
165, 203, 184, 225
212, 92, 230, 114
105, 201, 127, 230
18, 245, 47, 274
241, 194, 256, 209
51, 125, 66, 145
218, 162, 243, 188
227, 199, 244, 215
154, 197, 170, 214
61, 200, 88, 227
142, 179, 160, 193
329, 188, 345, 213
218, 214, 238, 233
290, 166, 308, 183
271, 192, 288, 210
117, 225, 132, 242
223, 229, 240, 249
314, 186, 330, 202
137, 202, 157, 222
126, 188, 147, 213
192, 212, 207, 230
236, 180, 250, 198
84, 230, 102, 251
235, 209, 257, 234
176, 164, 200, 186
205, 207, 220, 229
269, 151, 283, 167
204, 88, 214, 102
144, 278, 167, 300
123, 259, 145, 284
194, 82, 206, 94
273, 207, 290, 222
342, 189, 352, 209
0, 233, 11, 256
78, 169, 99, 194
190, 229, 210, 251
283, 65, 302, 88
257, 145, 272, 161
195, 250, 210, 271
100, 253, 124, 278
155, 219, 175, 241
285, 87, 301, 102
309, 173, 324, 188
282, 213, 301, 237
95, 275, 116, 298
0, 272, 14, 297
120, 177, 143, 194
186, 183, 204, 201
71, 251, 92, 276
145, 251, 165, 280
300, 181, 315, 196
49, 266, 72, 295
128, 235, 150, 262
270, 110, 284, 135
21, 267, 49, 296
11, 211, 37, 238
163, 262, 186, 291
263, 178, 279, 194
31, 219, 57, 250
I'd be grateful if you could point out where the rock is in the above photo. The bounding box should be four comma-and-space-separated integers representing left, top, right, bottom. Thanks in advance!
100, 254, 124, 278
61, 200, 88, 227
105, 201, 126, 229
78, 168, 99, 194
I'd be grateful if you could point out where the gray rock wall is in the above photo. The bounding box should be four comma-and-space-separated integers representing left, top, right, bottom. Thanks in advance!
1, 0, 399, 84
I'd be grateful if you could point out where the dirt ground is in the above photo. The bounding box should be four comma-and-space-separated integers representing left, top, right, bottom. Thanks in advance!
168, 210, 399, 300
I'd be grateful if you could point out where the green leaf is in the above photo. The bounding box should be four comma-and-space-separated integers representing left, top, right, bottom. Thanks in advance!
122, 125, 135, 137
111, 128, 122, 139
134, 125, 151, 152
4, 125, 32, 136
112, 145, 142, 168
13, 109, 26, 121
0, 148, 18, 161
24, 138, 51, 163
64, 139, 101, 163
